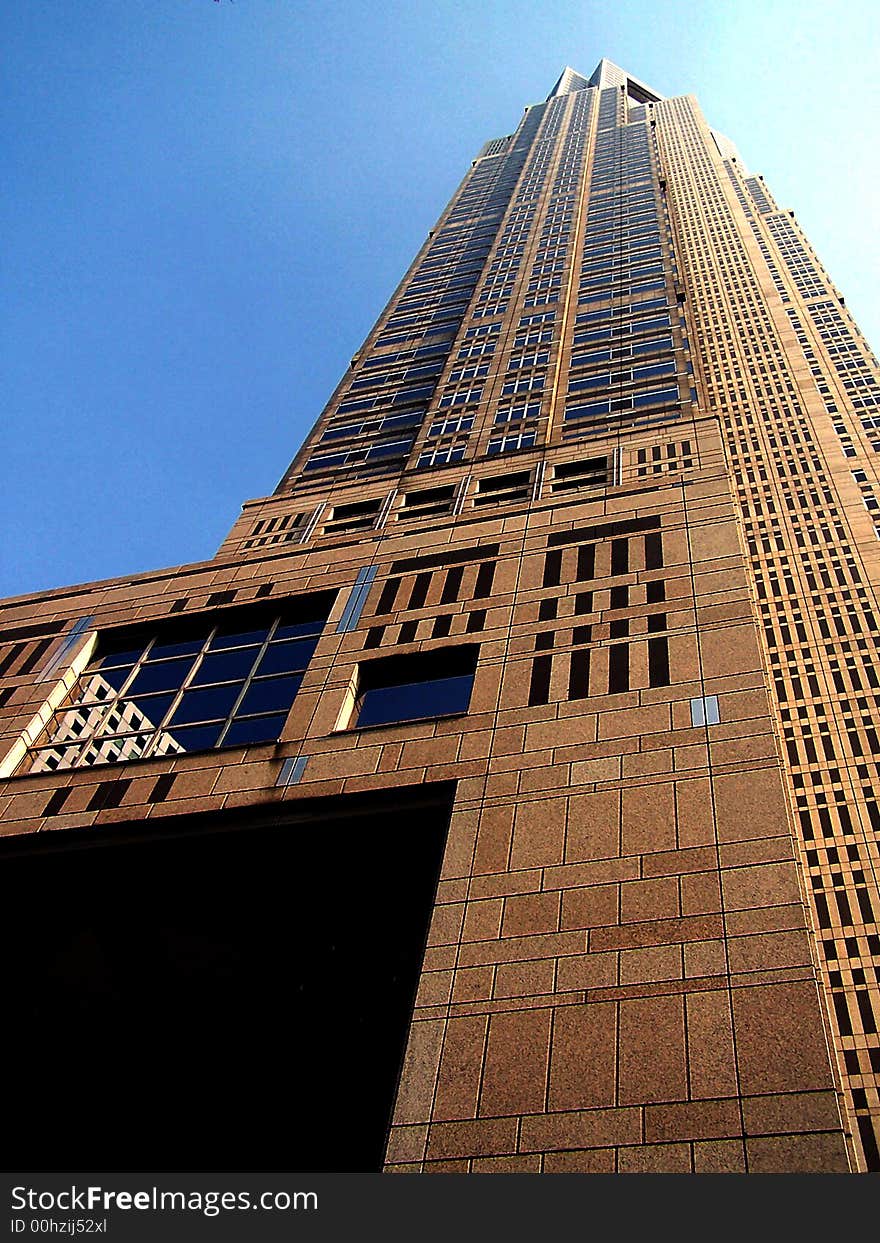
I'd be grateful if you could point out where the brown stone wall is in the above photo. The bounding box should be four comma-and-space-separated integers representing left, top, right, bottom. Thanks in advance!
0, 448, 849, 1171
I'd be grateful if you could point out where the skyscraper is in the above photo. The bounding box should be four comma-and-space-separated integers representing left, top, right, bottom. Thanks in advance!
1, 57, 878, 1173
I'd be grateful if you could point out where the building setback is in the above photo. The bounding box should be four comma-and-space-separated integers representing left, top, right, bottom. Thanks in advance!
1, 59, 878, 1173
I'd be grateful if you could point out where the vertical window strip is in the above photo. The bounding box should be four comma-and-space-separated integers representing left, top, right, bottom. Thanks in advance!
38, 616, 96, 683
336, 565, 379, 634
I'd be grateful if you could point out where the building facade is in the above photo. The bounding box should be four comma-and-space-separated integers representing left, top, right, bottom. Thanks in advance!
1, 59, 879, 1172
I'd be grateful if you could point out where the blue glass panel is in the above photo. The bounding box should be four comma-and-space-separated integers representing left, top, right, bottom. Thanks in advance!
305, 453, 349, 471
366, 439, 412, 461
126, 658, 194, 696
274, 619, 325, 640
236, 676, 301, 717
147, 636, 204, 660
171, 684, 242, 725
222, 714, 289, 747
163, 722, 225, 752
209, 625, 269, 651
77, 665, 134, 699
255, 639, 317, 676
382, 411, 423, 430
191, 648, 258, 686
633, 386, 679, 408
96, 649, 143, 670
357, 673, 473, 728
321, 423, 361, 442
127, 693, 177, 726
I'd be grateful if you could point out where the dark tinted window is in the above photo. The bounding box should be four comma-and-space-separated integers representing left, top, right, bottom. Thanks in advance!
354, 646, 479, 729
24, 592, 336, 772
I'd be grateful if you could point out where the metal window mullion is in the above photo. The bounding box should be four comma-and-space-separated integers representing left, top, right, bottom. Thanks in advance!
532, 461, 546, 502
452, 476, 470, 517
300, 503, 327, 544
141, 628, 216, 760
215, 620, 278, 747
71, 640, 153, 769
375, 488, 397, 528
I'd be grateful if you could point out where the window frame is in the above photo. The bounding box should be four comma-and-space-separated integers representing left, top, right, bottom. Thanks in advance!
336, 644, 480, 732
20, 594, 335, 773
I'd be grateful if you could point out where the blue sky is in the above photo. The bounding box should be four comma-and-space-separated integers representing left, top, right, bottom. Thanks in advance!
2, 0, 878, 598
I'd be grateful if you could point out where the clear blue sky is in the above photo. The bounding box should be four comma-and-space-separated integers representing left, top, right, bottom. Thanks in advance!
2, 0, 878, 598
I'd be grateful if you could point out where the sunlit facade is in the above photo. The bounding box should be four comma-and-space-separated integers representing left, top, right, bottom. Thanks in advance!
1, 59, 879, 1172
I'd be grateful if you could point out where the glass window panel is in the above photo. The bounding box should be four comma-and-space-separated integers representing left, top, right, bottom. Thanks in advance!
366, 439, 412, 461
82, 734, 153, 764
209, 626, 270, 651
357, 673, 473, 728
170, 684, 242, 725
236, 676, 301, 718
28, 743, 84, 773
255, 639, 317, 677
22, 594, 333, 771
50, 704, 112, 738
126, 692, 177, 727
190, 648, 258, 686
222, 714, 289, 747
66, 683, 98, 710
162, 722, 225, 752
274, 619, 325, 640
146, 636, 205, 660
94, 648, 145, 669
70, 671, 129, 705
126, 658, 195, 696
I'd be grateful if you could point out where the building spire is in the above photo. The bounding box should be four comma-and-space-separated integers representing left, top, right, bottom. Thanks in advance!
546, 66, 590, 99
549, 58, 663, 103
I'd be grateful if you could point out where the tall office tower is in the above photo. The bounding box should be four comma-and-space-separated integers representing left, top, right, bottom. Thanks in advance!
1, 58, 879, 1174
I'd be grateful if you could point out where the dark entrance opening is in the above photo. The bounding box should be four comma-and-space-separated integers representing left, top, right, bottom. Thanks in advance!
0, 782, 455, 1171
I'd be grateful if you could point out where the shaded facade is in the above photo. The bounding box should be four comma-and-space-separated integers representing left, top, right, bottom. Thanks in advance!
2, 59, 879, 1172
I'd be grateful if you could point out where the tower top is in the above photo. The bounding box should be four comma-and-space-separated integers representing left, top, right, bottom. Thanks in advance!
548, 58, 663, 104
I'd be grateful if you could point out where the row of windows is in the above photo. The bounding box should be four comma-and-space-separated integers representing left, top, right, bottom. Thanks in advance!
579, 278, 667, 306
570, 334, 675, 367
24, 507, 685, 775
565, 384, 683, 428
426, 400, 541, 440
582, 230, 661, 259
319, 409, 421, 445
573, 313, 672, 347
576, 296, 668, 327
305, 436, 414, 474
363, 338, 450, 369
568, 359, 678, 393
335, 384, 433, 417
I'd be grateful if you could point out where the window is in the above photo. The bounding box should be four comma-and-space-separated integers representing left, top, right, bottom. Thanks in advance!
22, 595, 335, 772
494, 401, 542, 425
438, 385, 483, 408
417, 442, 467, 469
342, 645, 479, 730
487, 430, 537, 455
323, 498, 383, 534
398, 484, 457, 521
551, 457, 609, 492
428, 413, 474, 439
474, 471, 532, 506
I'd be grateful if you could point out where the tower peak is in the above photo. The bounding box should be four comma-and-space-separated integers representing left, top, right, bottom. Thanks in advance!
548, 58, 663, 104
